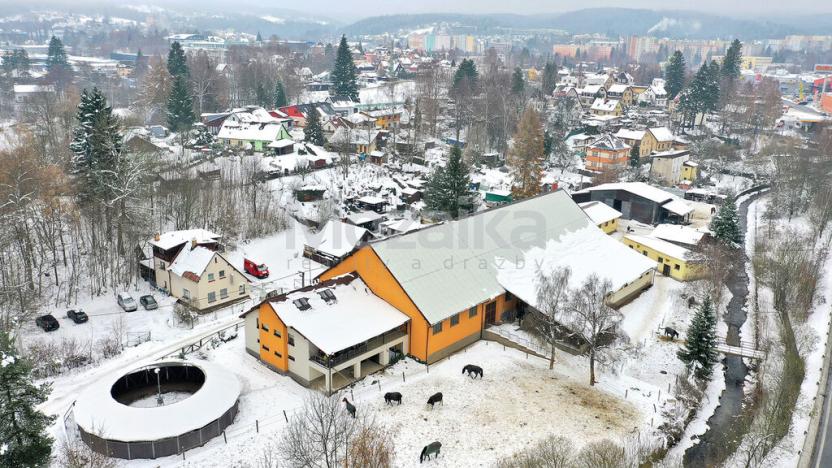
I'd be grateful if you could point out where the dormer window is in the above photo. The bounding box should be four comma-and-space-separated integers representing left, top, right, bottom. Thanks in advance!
318, 289, 337, 304
292, 297, 311, 310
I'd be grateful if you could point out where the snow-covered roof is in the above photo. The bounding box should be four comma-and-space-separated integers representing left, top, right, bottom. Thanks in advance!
579, 201, 622, 225
13, 84, 54, 94
648, 127, 674, 142
497, 225, 656, 307
357, 195, 385, 205
149, 229, 220, 250
614, 128, 646, 141
650, 224, 705, 246
217, 119, 287, 142
590, 98, 620, 112
582, 182, 675, 204
607, 84, 629, 94
268, 138, 294, 149
579, 84, 603, 95
367, 190, 621, 325
308, 220, 370, 258
268, 274, 410, 354
74, 359, 240, 441
380, 218, 426, 234
346, 211, 383, 225
650, 149, 689, 159
625, 234, 691, 261
169, 246, 216, 280
661, 199, 694, 216
588, 134, 629, 151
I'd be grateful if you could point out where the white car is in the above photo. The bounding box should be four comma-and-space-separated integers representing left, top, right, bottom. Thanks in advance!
117, 292, 138, 312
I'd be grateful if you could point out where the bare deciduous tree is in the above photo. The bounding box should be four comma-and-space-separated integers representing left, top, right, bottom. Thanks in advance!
566, 274, 620, 386
534, 266, 572, 369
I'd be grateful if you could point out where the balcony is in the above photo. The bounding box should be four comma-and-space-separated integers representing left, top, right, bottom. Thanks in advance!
310, 329, 407, 369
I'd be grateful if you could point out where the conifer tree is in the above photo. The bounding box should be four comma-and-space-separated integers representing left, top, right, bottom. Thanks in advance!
424, 145, 471, 219
70, 87, 123, 203
452, 59, 478, 91
167, 41, 188, 78
665, 50, 686, 100
332, 35, 358, 101
542, 61, 558, 96
273, 80, 287, 107
629, 145, 640, 167
304, 108, 325, 146
167, 75, 195, 132
0, 331, 55, 467
511, 67, 525, 95
710, 195, 742, 245
45, 36, 68, 71
677, 296, 719, 379
509, 107, 544, 199
721, 39, 743, 81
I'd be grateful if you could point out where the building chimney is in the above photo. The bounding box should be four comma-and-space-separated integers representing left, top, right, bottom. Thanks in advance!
191, 238, 198, 249
154, 233, 160, 242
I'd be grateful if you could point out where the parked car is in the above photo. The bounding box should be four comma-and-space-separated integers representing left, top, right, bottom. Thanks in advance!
35, 314, 60, 332
244, 258, 269, 278
117, 292, 138, 312
66, 309, 88, 324
140, 295, 158, 310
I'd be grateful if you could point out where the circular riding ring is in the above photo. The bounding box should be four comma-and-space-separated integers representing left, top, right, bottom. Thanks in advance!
73, 359, 240, 460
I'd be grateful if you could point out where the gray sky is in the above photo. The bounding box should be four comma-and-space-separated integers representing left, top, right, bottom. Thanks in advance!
286, 0, 832, 21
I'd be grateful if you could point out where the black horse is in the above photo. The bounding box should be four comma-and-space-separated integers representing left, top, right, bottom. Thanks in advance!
663, 327, 679, 340
384, 392, 402, 405
426, 392, 443, 409
342, 397, 356, 418
420, 441, 442, 463
462, 364, 483, 379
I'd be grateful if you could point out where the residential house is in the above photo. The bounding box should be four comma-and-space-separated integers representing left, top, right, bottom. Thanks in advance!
649, 149, 692, 185
241, 273, 409, 392
590, 98, 623, 117
572, 182, 693, 225
366, 108, 403, 129
623, 234, 705, 281
216, 108, 292, 152
322, 116, 354, 135
605, 84, 633, 107
303, 219, 374, 266
650, 224, 707, 248
328, 127, 379, 154
613, 126, 674, 157
149, 229, 249, 310
585, 134, 630, 171
578, 201, 622, 234
577, 84, 605, 106
319, 191, 656, 364
326, 95, 359, 115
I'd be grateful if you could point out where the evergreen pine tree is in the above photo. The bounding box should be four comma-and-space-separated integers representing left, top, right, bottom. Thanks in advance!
193, 124, 214, 146
511, 67, 525, 95
543, 130, 554, 157
256, 31, 263, 42
677, 296, 719, 379
45, 36, 68, 71
304, 108, 325, 146
0, 331, 54, 467
167, 41, 189, 78
452, 59, 478, 91
542, 61, 558, 96
332, 35, 358, 101
167, 75, 195, 133
509, 107, 544, 199
710, 195, 742, 245
721, 39, 743, 81
629, 145, 640, 167
273, 80, 287, 107
70, 87, 123, 203
424, 145, 471, 219
255, 82, 271, 108
665, 50, 686, 100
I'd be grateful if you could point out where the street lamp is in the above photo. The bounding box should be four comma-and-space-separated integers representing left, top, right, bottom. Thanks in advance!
154, 368, 164, 406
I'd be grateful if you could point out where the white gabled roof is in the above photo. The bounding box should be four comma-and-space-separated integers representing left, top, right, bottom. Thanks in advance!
272, 275, 410, 354
583, 182, 675, 204
614, 128, 646, 141
650, 224, 705, 246
497, 225, 655, 308
607, 83, 629, 94
648, 127, 674, 142
169, 246, 216, 279
591, 98, 620, 112
662, 199, 694, 216
308, 220, 370, 258
149, 229, 220, 250
579, 201, 622, 225
625, 234, 691, 261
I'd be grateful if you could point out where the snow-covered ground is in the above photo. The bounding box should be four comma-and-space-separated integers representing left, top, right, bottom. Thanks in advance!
107, 338, 668, 467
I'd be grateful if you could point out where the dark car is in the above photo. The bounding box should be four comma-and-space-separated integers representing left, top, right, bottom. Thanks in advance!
67, 309, 88, 324
140, 295, 158, 310
35, 314, 60, 332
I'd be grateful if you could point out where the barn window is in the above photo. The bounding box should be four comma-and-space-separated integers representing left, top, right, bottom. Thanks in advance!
450, 314, 460, 327
468, 306, 477, 318
675, 264, 681, 270
432, 322, 443, 334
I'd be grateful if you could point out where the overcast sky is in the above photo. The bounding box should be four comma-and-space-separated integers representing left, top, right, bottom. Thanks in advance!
287, 0, 832, 21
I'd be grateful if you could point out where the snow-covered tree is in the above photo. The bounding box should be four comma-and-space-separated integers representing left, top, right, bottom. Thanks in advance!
665, 50, 686, 100
677, 296, 718, 379
70, 87, 123, 204
541, 61, 558, 96
721, 39, 743, 81
304, 108, 325, 146
509, 107, 544, 199
710, 195, 742, 245
167, 41, 188, 78
535, 266, 572, 369
566, 274, 620, 386
273, 80, 287, 108
193, 124, 214, 146
424, 145, 471, 219
167, 75, 195, 133
511, 67, 525, 96
332, 36, 358, 101
45, 36, 68, 72
0, 331, 54, 467
629, 145, 640, 167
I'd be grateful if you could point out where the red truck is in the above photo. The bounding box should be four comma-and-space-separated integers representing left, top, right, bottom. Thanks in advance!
244, 258, 269, 278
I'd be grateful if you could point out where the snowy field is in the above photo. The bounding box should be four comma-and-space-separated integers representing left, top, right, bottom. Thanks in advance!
94, 338, 672, 468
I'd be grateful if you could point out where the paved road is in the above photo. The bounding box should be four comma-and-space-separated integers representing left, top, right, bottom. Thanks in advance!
814, 368, 832, 468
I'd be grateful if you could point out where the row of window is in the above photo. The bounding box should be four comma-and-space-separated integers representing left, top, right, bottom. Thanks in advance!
259, 322, 296, 345
182, 284, 245, 303
206, 270, 227, 282
260, 344, 295, 361
629, 245, 682, 271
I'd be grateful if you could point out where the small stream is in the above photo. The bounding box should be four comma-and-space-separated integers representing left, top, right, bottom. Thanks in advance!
683, 191, 763, 467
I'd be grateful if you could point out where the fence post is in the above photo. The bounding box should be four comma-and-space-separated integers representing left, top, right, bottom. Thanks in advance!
402, 372, 405, 382
223, 431, 227, 444
377, 380, 382, 392
283, 410, 288, 422
625, 389, 628, 399
256, 419, 259, 433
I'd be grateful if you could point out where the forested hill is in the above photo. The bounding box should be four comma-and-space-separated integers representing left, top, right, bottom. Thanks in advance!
342, 8, 828, 39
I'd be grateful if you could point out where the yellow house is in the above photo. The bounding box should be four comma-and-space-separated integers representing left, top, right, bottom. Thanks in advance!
590, 98, 623, 116
681, 161, 699, 181
606, 84, 634, 107
614, 126, 675, 157
578, 201, 621, 234
622, 234, 705, 281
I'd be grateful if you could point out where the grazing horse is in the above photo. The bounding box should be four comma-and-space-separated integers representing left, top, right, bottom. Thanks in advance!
462, 364, 483, 379
342, 397, 356, 418
420, 441, 442, 463
663, 327, 679, 340
384, 392, 402, 405
426, 392, 443, 409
